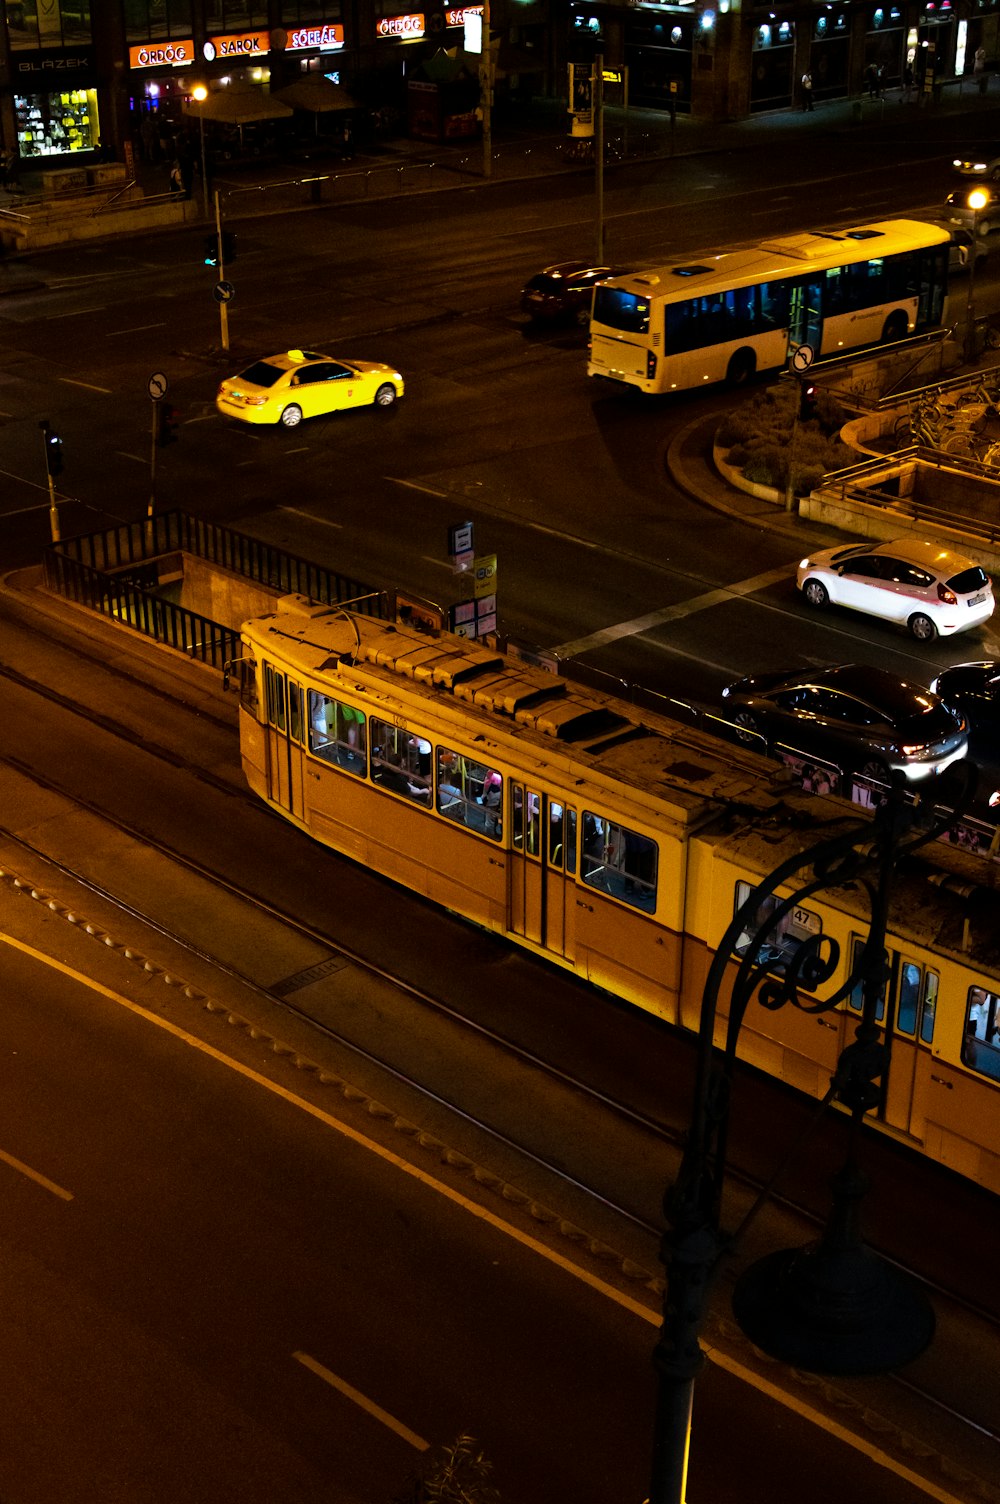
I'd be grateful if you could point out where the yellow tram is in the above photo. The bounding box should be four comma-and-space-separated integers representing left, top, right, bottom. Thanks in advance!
235, 596, 1000, 1194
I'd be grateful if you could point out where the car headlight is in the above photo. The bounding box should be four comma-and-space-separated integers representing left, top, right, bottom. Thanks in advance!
799, 556, 811, 568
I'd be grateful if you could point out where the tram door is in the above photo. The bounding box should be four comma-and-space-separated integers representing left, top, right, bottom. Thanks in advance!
264, 665, 305, 820
507, 785, 577, 963
843, 938, 939, 1137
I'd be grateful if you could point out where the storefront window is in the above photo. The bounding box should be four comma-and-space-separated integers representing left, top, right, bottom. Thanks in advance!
16, 88, 99, 157
6, 0, 92, 48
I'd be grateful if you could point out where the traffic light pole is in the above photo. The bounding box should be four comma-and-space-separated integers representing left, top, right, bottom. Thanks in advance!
148, 398, 159, 522
215, 189, 229, 353
39, 419, 61, 542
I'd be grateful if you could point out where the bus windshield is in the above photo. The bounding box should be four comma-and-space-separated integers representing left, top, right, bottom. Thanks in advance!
592, 286, 651, 334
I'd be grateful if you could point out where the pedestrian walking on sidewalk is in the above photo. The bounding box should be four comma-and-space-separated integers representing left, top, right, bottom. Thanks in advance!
975, 46, 988, 94
801, 71, 814, 111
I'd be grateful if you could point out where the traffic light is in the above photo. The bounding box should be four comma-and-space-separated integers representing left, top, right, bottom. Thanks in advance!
799, 381, 818, 421
156, 402, 180, 447
202, 231, 237, 268
44, 428, 63, 476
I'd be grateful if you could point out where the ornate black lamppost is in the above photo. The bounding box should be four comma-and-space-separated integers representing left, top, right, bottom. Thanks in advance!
649, 767, 975, 1504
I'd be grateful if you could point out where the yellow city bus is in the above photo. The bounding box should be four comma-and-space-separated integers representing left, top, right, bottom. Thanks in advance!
586, 218, 950, 394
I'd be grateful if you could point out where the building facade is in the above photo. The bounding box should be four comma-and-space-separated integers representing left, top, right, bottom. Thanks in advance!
0, 0, 998, 178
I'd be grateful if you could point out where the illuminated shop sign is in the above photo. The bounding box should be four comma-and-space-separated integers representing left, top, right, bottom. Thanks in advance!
204, 32, 270, 61
446, 6, 483, 24
129, 40, 195, 68
376, 13, 426, 38
287, 24, 346, 50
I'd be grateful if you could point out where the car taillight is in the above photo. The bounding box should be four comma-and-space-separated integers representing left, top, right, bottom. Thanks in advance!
937, 584, 957, 604
646, 351, 658, 380
244, 394, 267, 407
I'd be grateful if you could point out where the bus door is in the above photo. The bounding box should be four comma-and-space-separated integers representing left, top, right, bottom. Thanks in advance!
264, 663, 305, 819
842, 937, 938, 1137
787, 277, 824, 356
507, 786, 577, 962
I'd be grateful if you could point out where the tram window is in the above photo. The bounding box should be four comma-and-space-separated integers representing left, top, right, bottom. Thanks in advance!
565, 807, 577, 874
289, 681, 303, 744
734, 883, 821, 975
582, 812, 657, 913
920, 972, 938, 1044
308, 691, 366, 776
549, 802, 565, 866
961, 987, 1000, 1080
511, 785, 540, 854
847, 937, 887, 1021
370, 719, 431, 803
265, 665, 287, 732
436, 747, 502, 841
239, 658, 258, 715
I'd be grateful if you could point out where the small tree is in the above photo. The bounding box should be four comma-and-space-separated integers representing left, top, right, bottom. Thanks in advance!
397, 1433, 501, 1504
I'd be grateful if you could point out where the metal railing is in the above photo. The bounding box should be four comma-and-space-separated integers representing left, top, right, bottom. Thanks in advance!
43, 510, 387, 669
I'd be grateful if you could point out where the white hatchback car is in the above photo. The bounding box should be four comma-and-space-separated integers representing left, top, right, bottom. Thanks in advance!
796, 538, 995, 642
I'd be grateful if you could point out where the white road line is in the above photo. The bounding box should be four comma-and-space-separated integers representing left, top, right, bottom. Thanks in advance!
551, 564, 791, 657
388, 477, 449, 499
58, 378, 113, 394
115, 452, 147, 464
0, 1145, 73, 1201
277, 506, 343, 529
292, 1351, 430, 1451
105, 323, 166, 337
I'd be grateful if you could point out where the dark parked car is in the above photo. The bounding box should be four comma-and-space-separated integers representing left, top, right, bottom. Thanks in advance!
930, 661, 1000, 737
721, 664, 969, 783
520, 261, 617, 326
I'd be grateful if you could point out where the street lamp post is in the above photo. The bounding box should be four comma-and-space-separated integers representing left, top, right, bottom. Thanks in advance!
191, 84, 210, 218
964, 188, 989, 362
648, 765, 974, 1504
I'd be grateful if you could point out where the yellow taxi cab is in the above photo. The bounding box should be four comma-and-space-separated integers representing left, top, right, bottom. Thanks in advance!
216, 349, 404, 428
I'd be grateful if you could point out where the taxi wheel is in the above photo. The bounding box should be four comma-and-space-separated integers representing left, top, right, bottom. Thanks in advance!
374, 384, 397, 407
279, 405, 303, 428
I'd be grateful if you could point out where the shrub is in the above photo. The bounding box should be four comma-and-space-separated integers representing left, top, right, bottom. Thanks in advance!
718, 379, 851, 490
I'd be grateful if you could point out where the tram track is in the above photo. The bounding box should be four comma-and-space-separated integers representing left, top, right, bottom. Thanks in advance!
3, 597, 1000, 1481
5, 782, 998, 1485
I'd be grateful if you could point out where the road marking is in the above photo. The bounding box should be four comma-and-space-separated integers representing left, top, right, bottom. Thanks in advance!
58, 377, 113, 394
292, 1351, 430, 1450
551, 564, 792, 657
115, 451, 148, 465
105, 323, 166, 337
278, 506, 343, 529
0, 1145, 73, 1201
388, 477, 448, 499
0, 931, 970, 1502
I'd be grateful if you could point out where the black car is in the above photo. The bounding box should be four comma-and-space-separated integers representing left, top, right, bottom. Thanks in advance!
721, 664, 969, 784
520, 261, 617, 326
931, 661, 1000, 737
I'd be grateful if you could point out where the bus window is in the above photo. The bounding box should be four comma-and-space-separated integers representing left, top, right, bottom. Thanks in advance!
309, 691, 366, 775
370, 719, 430, 802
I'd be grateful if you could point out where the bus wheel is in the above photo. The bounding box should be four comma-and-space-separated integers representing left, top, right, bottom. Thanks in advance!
881, 312, 909, 343
726, 351, 756, 387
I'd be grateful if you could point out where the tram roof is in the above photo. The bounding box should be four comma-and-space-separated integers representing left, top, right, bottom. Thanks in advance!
604, 219, 950, 299
243, 597, 796, 826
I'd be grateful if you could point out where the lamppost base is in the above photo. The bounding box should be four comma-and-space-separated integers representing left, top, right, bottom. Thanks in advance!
732, 1241, 935, 1376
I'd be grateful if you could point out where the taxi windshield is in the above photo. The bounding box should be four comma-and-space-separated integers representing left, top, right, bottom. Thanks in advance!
238, 361, 285, 388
